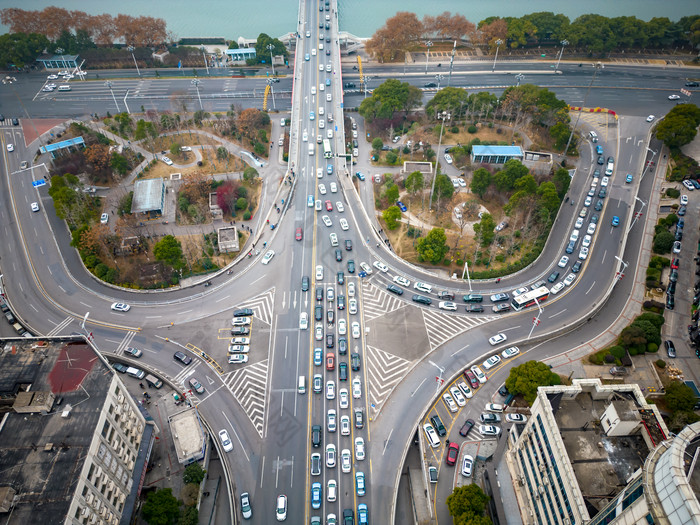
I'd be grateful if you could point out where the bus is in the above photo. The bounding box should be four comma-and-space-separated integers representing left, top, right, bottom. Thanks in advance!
323, 139, 332, 159
511, 287, 549, 311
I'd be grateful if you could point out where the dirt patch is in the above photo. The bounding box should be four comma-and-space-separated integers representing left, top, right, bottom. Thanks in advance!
139, 150, 246, 180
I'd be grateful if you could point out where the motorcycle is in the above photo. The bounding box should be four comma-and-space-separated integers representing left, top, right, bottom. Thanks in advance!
204, 281, 212, 287
227, 270, 233, 275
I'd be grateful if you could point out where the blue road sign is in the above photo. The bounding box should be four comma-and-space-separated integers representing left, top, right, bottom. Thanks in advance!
32, 179, 46, 188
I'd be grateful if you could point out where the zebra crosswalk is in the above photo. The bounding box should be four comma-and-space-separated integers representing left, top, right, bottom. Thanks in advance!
364, 344, 411, 420
359, 280, 408, 321
421, 309, 497, 352
234, 288, 275, 325
46, 316, 75, 336
223, 359, 269, 437
113, 331, 139, 355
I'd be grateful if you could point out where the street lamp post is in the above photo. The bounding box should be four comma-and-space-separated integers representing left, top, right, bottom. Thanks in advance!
461, 262, 472, 291
425, 41, 433, 74
104, 81, 120, 113
629, 196, 647, 231
123, 89, 131, 114
526, 298, 544, 339
435, 73, 444, 90
515, 73, 524, 86
429, 111, 450, 210
191, 79, 203, 110
641, 148, 657, 181
447, 41, 456, 87
362, 75, 373, 99
267, 79, 276, 109
492, 39, 503, 72
267, 44, 276, 77
614, 256, 628, 287
554, 40, 568, 72
127, 46, 141, 77
201, 47, 210, 76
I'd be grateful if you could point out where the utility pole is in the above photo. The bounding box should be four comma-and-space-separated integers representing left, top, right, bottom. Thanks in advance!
492, 39, 503, 72
425, 41, 433, 74
105, 81, 120, 113
447, 41, 456, 87
429, 111, 450, 210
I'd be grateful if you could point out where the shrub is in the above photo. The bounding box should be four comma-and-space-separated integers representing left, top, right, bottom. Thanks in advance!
665, 187, 680, 198
604, 353, 616, 363
467, 125, 477, 134
656, 359, 666, 368
647, 342, 659, 353
609, 346, 625, 359
243, 211, 251, 220
450, 125, 459, 134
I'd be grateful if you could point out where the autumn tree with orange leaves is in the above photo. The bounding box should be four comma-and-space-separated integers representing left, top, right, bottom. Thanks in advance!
365, 12, 424, 62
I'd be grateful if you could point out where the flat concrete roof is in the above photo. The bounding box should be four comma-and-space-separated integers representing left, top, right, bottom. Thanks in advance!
168, 408, 206, 464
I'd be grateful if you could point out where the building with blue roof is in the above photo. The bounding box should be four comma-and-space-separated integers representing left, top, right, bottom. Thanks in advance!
471, 145, 524, 165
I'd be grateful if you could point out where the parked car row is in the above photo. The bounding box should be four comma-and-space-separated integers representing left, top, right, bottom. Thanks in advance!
229, 308, 254, 363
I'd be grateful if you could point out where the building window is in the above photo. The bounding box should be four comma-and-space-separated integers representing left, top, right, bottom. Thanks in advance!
87, 464, 95, 481
101, 421, 110, 439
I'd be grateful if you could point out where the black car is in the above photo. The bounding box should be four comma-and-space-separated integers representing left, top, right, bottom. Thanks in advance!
667, 281, 677, 295
233, 308, 253, 317
326, 333, 334, 348
112, 362, 128, 374
351, 353, 361, 371
302, 276, 310, 291
424, 82, 437, 88
594, 199, 603, 211
670, 270, 678, 283
315, 305, 323, 321
11, 118, 18, 126
565, 240, 575, 254
493, 303, 511, 313
548, 271, 560, 283
499, 384, 509, 396
665, 340, 676, 358
431, 414, 446, 436
686, 81, 700, 87
437, 291, 455, 300
459, 418, 475, 437
335, 249, 343, 262
571, 261, 583, 273
387, 284, 403, 295
338, 337, 348, 355
327, 310, 335, 325
666, 294, 675, 310
344, 82, 356, 89
231, 326, 250, 335
598, 187, 607, 199
339, 361, 348, 381
325, 22, 330, 30
591, 214, 599, 224
466, 304, 484, 313
316, 287, 324, 301
597, 155, 605, 165
312, 425, 322, 447
343, 508, 355, 525
345, 239, 353, 251
337, 272, 345, 285
678, 205, 687, 216
174, 351, 193, 365
347, 259, 355, 273
412, 294, 432, 305
338, 295, 345, 309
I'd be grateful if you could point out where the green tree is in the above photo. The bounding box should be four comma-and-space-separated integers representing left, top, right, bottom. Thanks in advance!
493, 159, 529, 192
405, 170, 424, 195
253, 33, 287, 65
652, 231, 675, 254
522, 12, 570, 42
416, 228, 449, 264
656, 105, 700, 149
170, 143, 182, 156
178, 506, 198, 525
0, 32, 50, 69
141, 488, 180, 525
235, 197, 248, 210
358, 78, 423, 122
473, 213, 496, 247
433, 173, 455, 200
425, 86, 470, 118
386, 150, 398, 164
111, 153, 129, 175
372, 137, 384, 151
446, 484, 490, 524
183, 463, 206, 485
470, 168, 492, 198
383, 206, 402, 230
505, 360, 561, 405
537, 181, 561, 217
242, 166, 258, 184
217, 147, 229, 160
384, 183, 399, 203
552, 167, 571, 199
153, 235, 185, 269
664, 381, 697, 413
619, 324, 647, 348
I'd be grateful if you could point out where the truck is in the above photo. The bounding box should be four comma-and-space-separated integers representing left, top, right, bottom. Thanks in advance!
684, 380, 700, 410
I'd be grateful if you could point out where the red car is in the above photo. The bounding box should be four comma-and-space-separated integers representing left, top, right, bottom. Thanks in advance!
325, 200, 333, 212
295, 227, 303, 241
464, 370, 479, 390
445, 442, 459, 466
326, 352, 335, 371
671, 258, 679, 270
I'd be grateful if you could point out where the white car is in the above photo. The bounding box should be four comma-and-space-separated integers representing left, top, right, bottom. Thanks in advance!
340, 415, 350, 435
330, 182, 337, 193
449, 386, 466, 406
330, 232, 338, 246
423, 423, 439, 447
338, 319, 347, 335
327, 409, 337, 432
47, 74, 58, 80
219, 429, 233, 452
315, 324, 324, 340
327, 479, 337, 502
582, 234, 592, 248
483, 355, 502, 370
393, 275, 410, 287
299, 312, 309, 330
228, 353, 248, 364
470, 365, 487, 384
438, 301, 457, 311
326, 380, 336, 400
458, 381, 473, 398
506, 413, 528, 423
501, 346, 520, 359
587, 222, 597, 235
100, 213, 109, 224
578, 247, 589, 260
669, 94, 681, 100
230, 337, 250, 345
339, 388, 349, 409
355, 437, 365, 460
348, 282, 356, 297
351, 321, 360, 339
575, 217, 585, 229
564, 273, 576, 286
161, 156, 173, 165
327, 130, 333, 139
457, 178, 466, 187
681, 194, 689, 205
110, 302, 131, 312
319, 63, 324, 71
341, 448, 352, 473
512, 287, 529, 297
317, 168, 323, 179
6, 144, 14, 152
231, 317, 251, 326
442, 393, 458, 413
30, 202, 40, 212
349, 298, 357, 314
558, 256, 569, 268
444, 153, 453, 164
352, 376, 362, 398
646, 115, 655, 122
488, 333, 507, 346
569, 230, 579, 243
322, 215, 333, 227
261, 250, 275, 265
303, 131, 308, 142
326, 444, 336, 468
311, 86, 317, 94
683, 180, 695, 190
486, 403, 505, 413
336, 202, 345, 213
550, 282, 566, 295
373, 261, 388, 273
461, 454, 474, 477
339, 218, 349, 231
584, 195, 592, 207
319, 183, 327, 195
316, 265, 324, 280
359, 262, 372, 274
478, 425, 501, 437
601, 176, 609, 187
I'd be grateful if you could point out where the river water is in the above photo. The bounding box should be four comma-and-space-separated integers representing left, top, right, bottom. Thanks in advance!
0, 0, 697, 40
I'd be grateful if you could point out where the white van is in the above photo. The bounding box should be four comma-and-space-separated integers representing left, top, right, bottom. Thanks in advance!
145, 374, 163, 389
57, 85, 71, 91
423, 423, 440, 448
126, 367, 145, 380
309, 144, 314, 156
298, 375, 306, 394
414, 282, 433, 294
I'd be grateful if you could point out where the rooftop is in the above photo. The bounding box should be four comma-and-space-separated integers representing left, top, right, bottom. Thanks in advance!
471, 145, 523, 155
131, 178, 165, 214
0, 339, 113, 524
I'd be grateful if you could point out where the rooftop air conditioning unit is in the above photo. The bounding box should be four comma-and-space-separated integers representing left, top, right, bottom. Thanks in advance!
117, 394, 124, 403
